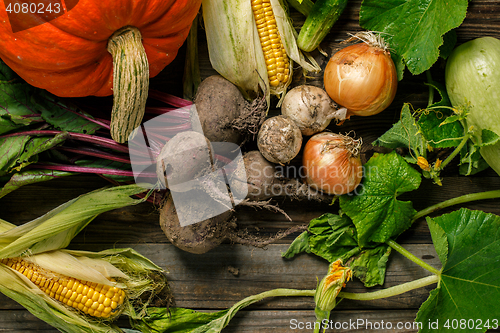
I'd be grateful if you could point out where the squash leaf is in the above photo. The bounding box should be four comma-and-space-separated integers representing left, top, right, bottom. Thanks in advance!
132, 307, 228, 333
373, 104, 426, 163
350, 245, 392, 288
339, 151, 421, 247
307, 213, 360, 263
416, 208, 500, 332
283, 213, 393, 287
359, 0, 468, 80
281, 231, 311, 258
458, 129, 500, 176
458, 140, 490, 176
425, 216, 448, 266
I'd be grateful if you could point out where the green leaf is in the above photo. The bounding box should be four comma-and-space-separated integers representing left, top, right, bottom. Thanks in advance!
373, 104, 427, 162
425, 217, 448, 266
35, 92, 101, 135
457, 129, 498, 176
0, 69, 100, 136
308, 214, 360, 263
0, 81, 42, 135
284, 214, 391, 287
479, 129, 500, 147
359, 0, 468, 79
459, 140, 490, 176
133, 307, 228, 333
282, 231, 311, 259
0, 132, 68, 174
0, 60, 19, 81
0, 135, 30, 175
340, 151, 421, 247
439, 30, 457, 60
425, 80, 451, 109
0, 169, 73, 199
350, 245, 392, 288
417, 208, 500, 332
418, 110, 464, 149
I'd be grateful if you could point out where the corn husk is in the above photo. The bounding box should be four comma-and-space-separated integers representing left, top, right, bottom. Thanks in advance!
0, 248, 165, 333
0, 184, 167, 331
0, 263, 122, 333
24, 251, 128, 288
0, 184, 147, 259
202, 0, 320, 105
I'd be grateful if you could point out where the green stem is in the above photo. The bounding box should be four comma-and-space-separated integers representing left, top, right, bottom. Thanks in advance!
426, 71, 435, 107
386, 239, 440, 275
437, 133, 470, 171
216, 288, 315, 330
413, 189, 500, 222
214, 276, 442, 330
313, 310, 330, 333
338, 275, 439, 301
183, 15, 201, 101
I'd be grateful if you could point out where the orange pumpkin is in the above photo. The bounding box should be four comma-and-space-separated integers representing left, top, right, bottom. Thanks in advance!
0, 0, 202, 142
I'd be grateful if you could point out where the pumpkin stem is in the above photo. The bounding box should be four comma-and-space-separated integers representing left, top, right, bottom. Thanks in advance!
107, 26, 149, 143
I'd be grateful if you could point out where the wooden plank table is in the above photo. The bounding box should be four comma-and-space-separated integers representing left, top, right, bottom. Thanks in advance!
1, 1, 500, 332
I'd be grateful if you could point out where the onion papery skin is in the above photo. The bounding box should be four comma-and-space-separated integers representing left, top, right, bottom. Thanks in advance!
324, 43, 397, 117
302, 132, 363, 195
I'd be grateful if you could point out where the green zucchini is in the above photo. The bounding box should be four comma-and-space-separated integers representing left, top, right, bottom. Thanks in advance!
297, 0, 348, 52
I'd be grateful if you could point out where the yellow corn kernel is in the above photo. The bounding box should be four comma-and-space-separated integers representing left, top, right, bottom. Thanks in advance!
66, 278, 75, 290
82, 285, 89, 295
92, 292, 100, 302
84, 298, 93, 308
103, 297, 112, 307
251, 0, 290, 88
91, 301, 100, 310
0, 257, 125, 318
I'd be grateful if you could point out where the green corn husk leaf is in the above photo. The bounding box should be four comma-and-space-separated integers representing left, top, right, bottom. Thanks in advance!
0, 248, 167, 333
24, 251, 128, 288
202, 0, 320, 105
0, 218, 16, 233
0, 184, 147, 259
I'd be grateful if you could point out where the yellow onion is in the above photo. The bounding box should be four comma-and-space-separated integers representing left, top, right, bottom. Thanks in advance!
324, 32, 397, 117
302, 132, 363, 195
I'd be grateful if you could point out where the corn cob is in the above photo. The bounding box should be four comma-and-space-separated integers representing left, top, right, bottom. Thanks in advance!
251, 0, 290, 88
1, 257, 125, 318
